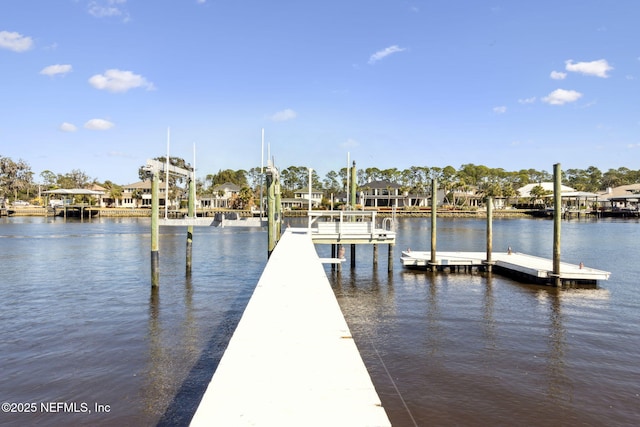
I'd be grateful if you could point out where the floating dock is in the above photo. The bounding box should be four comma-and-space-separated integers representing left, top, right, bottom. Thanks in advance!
190, 229, 391, 426
401, 250, 611, 285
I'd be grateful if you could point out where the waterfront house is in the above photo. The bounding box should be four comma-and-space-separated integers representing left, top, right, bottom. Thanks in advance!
200, 182, 241, 209
281, 188, 323, 210
120, 181, 168, 209
359, 180, 429, 208
599, 184, 640, 212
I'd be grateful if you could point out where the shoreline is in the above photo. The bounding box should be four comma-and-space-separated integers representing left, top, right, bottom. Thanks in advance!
1, 206, 591, 219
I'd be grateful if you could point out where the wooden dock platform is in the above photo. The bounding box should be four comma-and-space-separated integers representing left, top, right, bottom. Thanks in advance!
401, 250, 611, 285
190, 229, 391, 426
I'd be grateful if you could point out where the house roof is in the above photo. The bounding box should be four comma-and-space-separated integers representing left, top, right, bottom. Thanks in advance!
42, 189, 105, 195
294, 188, 324, 193
598, 183, 640, 199
517, 182, 575, 198
123, 180, 151, 189
362, 180, 402, 189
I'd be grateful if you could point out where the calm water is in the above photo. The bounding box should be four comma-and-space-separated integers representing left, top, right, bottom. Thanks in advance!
1, 216, 639, 426
322, 217, 640, 426
0, 217, 266, 426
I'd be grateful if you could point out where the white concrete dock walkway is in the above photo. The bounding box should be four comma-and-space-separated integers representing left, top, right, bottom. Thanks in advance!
190, 229, 391, 426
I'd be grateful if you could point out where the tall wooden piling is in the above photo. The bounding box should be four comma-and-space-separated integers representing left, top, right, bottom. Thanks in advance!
266, 165, 281, 258
430, 178, 437, 267
151, 171, 160, 286
553, 163, 562, 287
373, 244, 378, 266
388, 243, 394, 272
186, 174, 195, 271
350, 161, 357, 208
350, 161, 357, 268
275, 178, 282, 241
485, 196, 493, 272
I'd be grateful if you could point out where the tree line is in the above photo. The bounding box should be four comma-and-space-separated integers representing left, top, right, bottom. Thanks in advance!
2, 153, 639, 204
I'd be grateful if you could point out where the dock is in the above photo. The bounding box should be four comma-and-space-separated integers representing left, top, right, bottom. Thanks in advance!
190, 229, 391, 426
307, 211, 395, 244
159, 213, 266, 227
401, 250, 611, 285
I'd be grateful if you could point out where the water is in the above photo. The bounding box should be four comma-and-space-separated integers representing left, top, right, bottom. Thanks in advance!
1, 216, 639, 426
321, 217, 640, 426
0, 217, 266, 426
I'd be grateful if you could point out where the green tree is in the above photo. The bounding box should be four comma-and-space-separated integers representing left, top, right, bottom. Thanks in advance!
0, 156, 33, 201
529, 185, 552, 206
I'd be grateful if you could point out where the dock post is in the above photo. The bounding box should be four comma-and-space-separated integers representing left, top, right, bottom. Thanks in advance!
186, 173, 195, 272
388, 243, 394, 272
553, 163, 562, 287
275, 178, 282, 241
430, 177, 437, 269
485, 196, 493, 272
351, 244, 356, 268
350, 161, 357, 208
151, 170, 160, 287
331, 244, 336, 271
373, 243, 378, 266
266, 165, 280, 258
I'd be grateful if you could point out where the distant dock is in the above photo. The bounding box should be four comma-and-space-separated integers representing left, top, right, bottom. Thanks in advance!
190, 229, 391, 426
401, 250, 611, 286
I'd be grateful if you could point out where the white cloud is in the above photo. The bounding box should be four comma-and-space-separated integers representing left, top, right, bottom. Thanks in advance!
550, 70, 566, 80
84, 119, 115, 130
59, 122, 78, 132
89, 69, 154, 93
565, 59, 613, 78
518, 97, 536, 104
269, 108, 297, 122
368, 45, 406, 64
542, 89, 583, 105
88, 0, 130, 21
0, 31, 33, 52
493, 106, 507, 114
40, 64, 73, 76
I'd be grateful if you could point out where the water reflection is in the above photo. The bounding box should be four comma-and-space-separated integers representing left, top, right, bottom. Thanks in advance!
545, 290, 571, 401
483, 274, 496, 352
143, 285, 168, 420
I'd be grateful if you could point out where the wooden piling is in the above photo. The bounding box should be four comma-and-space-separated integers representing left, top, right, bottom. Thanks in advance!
350, 161, 357, 208
373, 244, 378, 266
485, 196, 493, 272
553, 163, 562, 287
151, 171, 160, 287
388, 243, 394, 272
266, 166, 281, 258
186, 175, 195, 271
351, 244, 356, 268
430, 178, 437, 268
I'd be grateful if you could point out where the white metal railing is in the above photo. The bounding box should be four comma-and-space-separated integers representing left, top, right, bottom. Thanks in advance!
308, 210, 395, 240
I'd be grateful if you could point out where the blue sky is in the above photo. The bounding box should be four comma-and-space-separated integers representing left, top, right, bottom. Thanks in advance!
1, 0, 639, 185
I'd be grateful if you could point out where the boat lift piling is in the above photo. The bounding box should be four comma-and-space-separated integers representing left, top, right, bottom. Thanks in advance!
266, 164, 282, 258
553, 163, 562, 287
186, 170, 196, 272
430, 177, 437, 267
150, 169, 160, 287
350, 161, 357, 268
145, 157, 193, 286
485, 196, 494, 272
